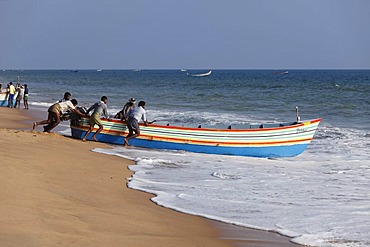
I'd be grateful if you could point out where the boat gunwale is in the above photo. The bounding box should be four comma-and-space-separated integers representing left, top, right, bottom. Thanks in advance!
72, 123, 319, 140
84, 118, 321, 133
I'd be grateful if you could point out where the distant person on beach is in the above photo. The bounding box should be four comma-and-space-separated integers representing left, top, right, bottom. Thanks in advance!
23, 84, 29, 110
114, 97, 136, 121
33, 99, 85, 132
124, 100, 149, 147
7, 82, 15, 108
82, 96, 110, 142
59, 92, 71, 102
15, 84, 25, 109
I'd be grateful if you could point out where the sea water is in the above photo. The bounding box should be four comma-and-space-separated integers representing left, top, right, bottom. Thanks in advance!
1, 70, 369, 247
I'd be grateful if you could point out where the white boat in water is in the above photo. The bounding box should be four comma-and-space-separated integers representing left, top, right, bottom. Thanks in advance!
191, 70, 212, 77
273, 71, 289, 75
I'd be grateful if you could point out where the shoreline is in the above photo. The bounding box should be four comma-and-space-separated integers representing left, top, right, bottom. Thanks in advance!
0, 106, 302, 247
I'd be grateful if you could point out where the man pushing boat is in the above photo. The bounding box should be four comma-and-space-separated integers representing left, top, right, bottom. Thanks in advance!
33, 99, 86, 132
124, 100, 149, 147
82, 96, 110, 142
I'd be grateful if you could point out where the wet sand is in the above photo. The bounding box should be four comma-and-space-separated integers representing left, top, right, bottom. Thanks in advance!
0, 107, 302, 247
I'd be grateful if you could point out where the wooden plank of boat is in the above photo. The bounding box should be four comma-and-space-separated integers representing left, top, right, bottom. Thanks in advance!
70, 117, 321, 158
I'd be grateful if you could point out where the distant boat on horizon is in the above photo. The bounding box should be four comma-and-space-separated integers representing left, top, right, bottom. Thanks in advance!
72, 70, 78, 73
96, 69, 102, 72
273, 70, 288, 75
181, 69, 187, 72
190, 70, 212, 77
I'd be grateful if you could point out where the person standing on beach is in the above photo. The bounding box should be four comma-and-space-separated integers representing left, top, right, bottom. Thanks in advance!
124, 100, 149, 147
23, 84, 29, 110
82, 96, 110, 142
33, 99, 85, 132
7, 82, 15, 108
15, 84, 25, 109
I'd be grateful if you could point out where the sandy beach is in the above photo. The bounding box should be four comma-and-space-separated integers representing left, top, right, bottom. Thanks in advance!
0, 107, 301, 247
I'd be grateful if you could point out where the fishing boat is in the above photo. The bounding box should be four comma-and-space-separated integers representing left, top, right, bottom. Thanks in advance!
70, 110, 321, 158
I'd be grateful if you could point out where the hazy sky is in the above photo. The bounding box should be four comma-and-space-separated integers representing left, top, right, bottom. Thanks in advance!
1, 0, 369, 69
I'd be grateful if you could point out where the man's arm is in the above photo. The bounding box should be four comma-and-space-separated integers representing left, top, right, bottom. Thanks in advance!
85, 103, 96, 115
72, 108, 87, 117
142, 111, 149, 126
103, 104, 109, 119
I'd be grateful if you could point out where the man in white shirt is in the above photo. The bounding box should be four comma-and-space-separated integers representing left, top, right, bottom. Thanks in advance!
33, 99, 85, 132
124, 100, 149, 146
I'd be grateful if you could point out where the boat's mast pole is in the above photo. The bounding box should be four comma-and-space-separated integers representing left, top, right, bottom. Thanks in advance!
296, 106, 301, 123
